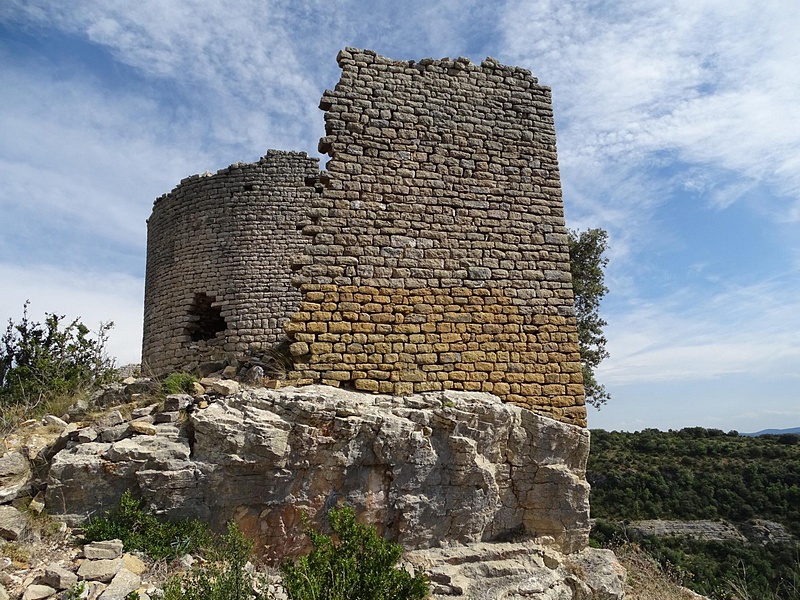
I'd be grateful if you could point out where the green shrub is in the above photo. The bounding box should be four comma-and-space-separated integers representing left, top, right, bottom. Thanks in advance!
159, 522, 269, 600
0, 302, 116, 430
281, 505, 429, 600
83, 490, 211, 560
162, 372, 199, 395
64, 582, 86, 600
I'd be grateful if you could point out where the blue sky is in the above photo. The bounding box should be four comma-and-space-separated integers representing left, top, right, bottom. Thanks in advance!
1, 1, 798, 432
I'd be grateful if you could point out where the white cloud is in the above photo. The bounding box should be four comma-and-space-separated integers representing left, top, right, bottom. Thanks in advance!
500, 0, 800, 223
598, 277, 800, 385
0, 59, 214, 258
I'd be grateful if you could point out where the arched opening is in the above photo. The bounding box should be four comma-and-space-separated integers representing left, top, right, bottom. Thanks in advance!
185, 293, 227, 342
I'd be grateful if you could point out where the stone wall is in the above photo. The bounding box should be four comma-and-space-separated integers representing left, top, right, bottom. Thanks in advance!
142, 151, 320, 375
287, 49, 585, 426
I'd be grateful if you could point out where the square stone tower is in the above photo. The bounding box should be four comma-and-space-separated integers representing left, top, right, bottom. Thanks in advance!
287, 49, 586, 426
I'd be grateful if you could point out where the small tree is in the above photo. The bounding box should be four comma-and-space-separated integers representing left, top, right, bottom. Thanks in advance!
0, 301, 115, 411
568, 228, 610, 408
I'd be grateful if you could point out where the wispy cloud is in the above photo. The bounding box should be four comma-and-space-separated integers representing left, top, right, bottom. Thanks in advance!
599, 276, 800, 385
0, 57, 211, 269
500, 0, 800, 223
1, 0, 332, 155
500, 0, 800, 395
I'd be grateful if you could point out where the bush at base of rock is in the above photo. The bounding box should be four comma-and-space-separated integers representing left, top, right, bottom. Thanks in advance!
281, 505, 429, 600
82, 490, 212, 560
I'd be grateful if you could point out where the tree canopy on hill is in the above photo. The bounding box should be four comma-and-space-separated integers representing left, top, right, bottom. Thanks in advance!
588, 427, 800, 534
588, 427, 800, 599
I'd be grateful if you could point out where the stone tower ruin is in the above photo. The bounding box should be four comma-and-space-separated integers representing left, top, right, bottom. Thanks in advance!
142, 48, 586, 426
142, 151, 320, 373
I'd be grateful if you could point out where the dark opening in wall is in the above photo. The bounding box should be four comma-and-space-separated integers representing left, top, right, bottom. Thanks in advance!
186, 293, 227, 342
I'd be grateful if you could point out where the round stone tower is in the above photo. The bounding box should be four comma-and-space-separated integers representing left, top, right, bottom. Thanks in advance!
142, 150, 320, 375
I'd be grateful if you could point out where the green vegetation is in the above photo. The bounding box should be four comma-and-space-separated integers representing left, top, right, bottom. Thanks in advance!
0, 302, 116, 431
589, 427, 800, 599
162, 371, 199, 394
85, 494, 426, 600
589, 428, 800, 531
281, 505, 429, 600
64, 582, 87, 600
160, 523, 268, 600
568, 228, 610, 408
83, 490, 212, 560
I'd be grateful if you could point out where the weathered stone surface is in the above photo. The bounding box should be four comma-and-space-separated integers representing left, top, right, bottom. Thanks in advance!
211, 380, 240, 396
77, 559, 123, 583
96, 411, 125, 429
74, 427, 99, 443
163, 394, 193, 412
99, 424, 130, 443
121, 554, 146, 575
625, 518, 798, 547
84, 540, 124, 560
0, 451, 32, 503
21, 584, 56, 600
627, 520, 746, 543
741, 519, 797, 545
85, 581, 107, 600
97, 569, 140, 600
47, 386, 590, 559
131, 404, 159, 418
404, 542, 625, 599
567, 548, 627, 599
198, 362, 228, 378
89, 384, 127, 409
42, 563, 78, 590
124, 379, 160, 396
0, 505, 27, 540
43, 423, 78, 461
42, 415, 69, 430
129, 421, 157, 436
46, 442, 156, 520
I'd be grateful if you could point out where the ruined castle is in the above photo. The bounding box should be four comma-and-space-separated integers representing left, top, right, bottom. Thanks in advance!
142, 48, 586, 426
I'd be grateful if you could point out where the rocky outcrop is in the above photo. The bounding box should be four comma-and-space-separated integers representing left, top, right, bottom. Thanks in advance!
624, 519, 797, 546
404, 542, 625, 599
626, 520, 746, 543
0, 535, 211, 600
46, 385, 591, 559
0, 529, 622, 600
0, 452, 32, 503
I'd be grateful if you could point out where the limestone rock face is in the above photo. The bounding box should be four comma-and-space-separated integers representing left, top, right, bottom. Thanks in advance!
0, 451, 32, 503
0, 505, 28, 540
404, 542, 626, 599
46, 386, 590, 559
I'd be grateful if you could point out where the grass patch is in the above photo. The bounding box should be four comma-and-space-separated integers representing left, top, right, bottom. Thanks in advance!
161, 372, 199, 395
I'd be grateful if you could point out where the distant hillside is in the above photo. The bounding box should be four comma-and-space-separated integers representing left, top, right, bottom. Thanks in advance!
588, 427, 800, 599
742, 426, 800, 436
